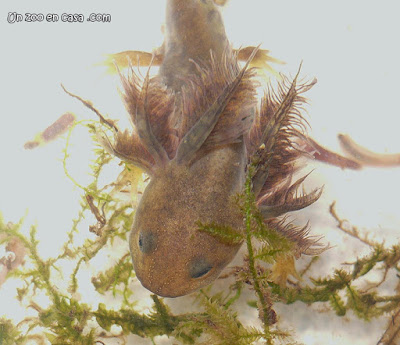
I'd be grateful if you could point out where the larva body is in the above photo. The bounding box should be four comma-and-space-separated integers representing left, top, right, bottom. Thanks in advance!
129, 0, 254, 297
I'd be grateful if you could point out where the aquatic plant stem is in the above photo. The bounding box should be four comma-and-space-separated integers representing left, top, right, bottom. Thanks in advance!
244, 168, 272, 344
62, 120, 112, 202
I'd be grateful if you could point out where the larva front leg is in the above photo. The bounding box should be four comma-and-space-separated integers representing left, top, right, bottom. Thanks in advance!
174, 48, 257, 165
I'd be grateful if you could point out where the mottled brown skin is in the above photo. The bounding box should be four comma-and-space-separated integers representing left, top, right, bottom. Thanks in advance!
160, 0, 228, 91
129, 0, 249, 297
130, 142, 246, 297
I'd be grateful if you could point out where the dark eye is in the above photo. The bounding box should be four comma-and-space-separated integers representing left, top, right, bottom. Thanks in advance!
138, 231, 156, 253
189, 257, 212, 279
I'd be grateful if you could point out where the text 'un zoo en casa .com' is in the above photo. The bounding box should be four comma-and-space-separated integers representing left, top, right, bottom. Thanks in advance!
7, 12, 112, 23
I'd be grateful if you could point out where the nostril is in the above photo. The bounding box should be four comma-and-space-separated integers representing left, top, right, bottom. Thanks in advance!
189, 257, 212, 279
138, 231, 156, 253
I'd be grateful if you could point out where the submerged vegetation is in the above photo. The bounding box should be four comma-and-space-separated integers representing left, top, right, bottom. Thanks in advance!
1, 120, 400, 345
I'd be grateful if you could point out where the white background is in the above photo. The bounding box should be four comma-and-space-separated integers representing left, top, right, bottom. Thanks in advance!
1, 1, 400, 344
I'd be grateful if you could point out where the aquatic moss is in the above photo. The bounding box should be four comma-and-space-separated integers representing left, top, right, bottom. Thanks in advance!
1, 123, 400, 344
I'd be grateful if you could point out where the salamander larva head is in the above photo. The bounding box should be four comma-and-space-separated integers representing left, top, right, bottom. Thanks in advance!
129, 167, 243, 298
